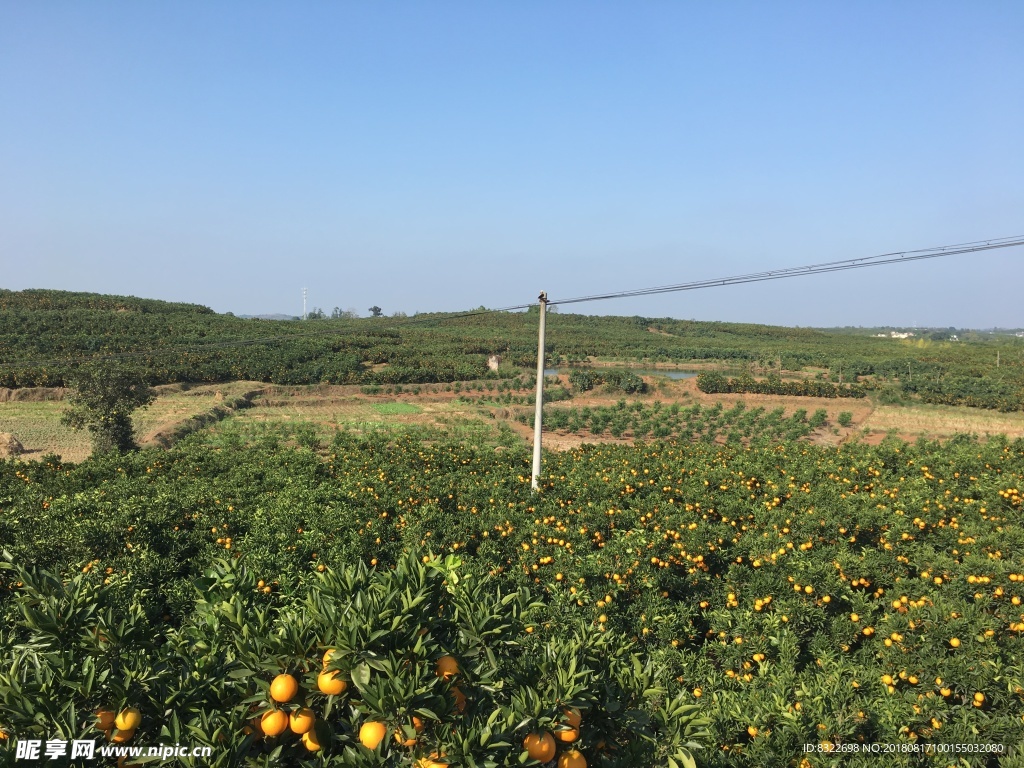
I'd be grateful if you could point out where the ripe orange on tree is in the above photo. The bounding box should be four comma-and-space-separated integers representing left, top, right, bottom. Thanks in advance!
244, 717, 263, 741
301, 730, 322, 752
555, 726, 579, 743
435, 655, 459, 680
562, 707, 582, 728
317, 669, 347, 695
270, 674, 299, 703
359, 721, 387, 750
416, 752, 448, 768
115, 708, 141, 731
260, 710, 289, 737
395, 716, 426, 746
558, 749, 587, 768
451, 686, 467, 712
94, 710, 116, 730
302, 722, 330, 752
523, 731, 556, 762
290, 707, 316, 734
395, 730, 417, 747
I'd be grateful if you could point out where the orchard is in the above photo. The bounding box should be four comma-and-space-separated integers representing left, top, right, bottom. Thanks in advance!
2, 425, 1023, 766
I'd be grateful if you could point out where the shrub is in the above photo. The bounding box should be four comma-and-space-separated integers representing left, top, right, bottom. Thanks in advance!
568, 370, 601, 392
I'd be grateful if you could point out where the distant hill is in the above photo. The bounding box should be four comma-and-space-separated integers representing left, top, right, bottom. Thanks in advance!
237, 313, 299, 321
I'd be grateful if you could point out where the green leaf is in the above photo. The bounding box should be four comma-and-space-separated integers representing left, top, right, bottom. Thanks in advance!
352, 663, 372, 691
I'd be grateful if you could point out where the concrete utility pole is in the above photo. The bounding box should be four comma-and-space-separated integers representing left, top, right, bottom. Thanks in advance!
303, 288, 308, 321
531, 291, 548, 491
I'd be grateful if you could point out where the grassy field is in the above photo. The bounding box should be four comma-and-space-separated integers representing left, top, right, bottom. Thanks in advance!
0, 381, 260, 462
862, 402, 1024, 440
199, 387, 516, 451
0, 400, 88, 461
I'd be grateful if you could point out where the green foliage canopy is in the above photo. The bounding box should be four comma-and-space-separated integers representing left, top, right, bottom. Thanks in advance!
60, 364, 156, 455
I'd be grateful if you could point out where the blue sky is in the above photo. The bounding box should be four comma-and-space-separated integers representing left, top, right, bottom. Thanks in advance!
2, 2, 1022, 326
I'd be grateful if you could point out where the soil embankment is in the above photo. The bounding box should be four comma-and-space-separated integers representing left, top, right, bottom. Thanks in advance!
140, 389, 264, 448
0, 387, 70, 402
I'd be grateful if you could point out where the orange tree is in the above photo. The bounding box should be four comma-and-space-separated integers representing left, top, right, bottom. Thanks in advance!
0, 550, 707, 767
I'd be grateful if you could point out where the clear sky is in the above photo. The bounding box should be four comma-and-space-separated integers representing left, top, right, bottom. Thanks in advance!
2, 2, 1022, 327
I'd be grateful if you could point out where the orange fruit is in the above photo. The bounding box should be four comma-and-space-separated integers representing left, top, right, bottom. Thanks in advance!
558, 749, 587, 768
245, 716, 264, 741
261, 710, 289, 737
435, 655, 459, 680
359, 721, 387, 750
290, 707, 316, 734
563, 707, 582, 728
416, 752, 448, 768
322, 648, 337, 668
301, 730, 322, 752
318, 670, 347, 695
114, 708, 141, 731
451, 686, 467, 713
110, 728, 135, 744
270, 674, 299, 703
302, 722, 329, 752
395, 716, 425, 746
395, 730, 417, 747
523, 731, 556, 762
95, 710, 117, 730
555, 726, 579, 743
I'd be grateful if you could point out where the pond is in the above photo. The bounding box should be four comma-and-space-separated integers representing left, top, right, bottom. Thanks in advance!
543, 368, 697, 380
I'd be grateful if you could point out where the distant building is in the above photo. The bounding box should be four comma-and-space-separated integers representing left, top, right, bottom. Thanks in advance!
487, 355, 502, 371
890, 331, 916, 339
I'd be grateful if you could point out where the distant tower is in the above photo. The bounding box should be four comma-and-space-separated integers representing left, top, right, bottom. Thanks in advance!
303, 287, 307, 320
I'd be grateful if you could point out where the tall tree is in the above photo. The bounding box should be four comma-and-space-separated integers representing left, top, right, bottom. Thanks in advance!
61, 363, 156, 455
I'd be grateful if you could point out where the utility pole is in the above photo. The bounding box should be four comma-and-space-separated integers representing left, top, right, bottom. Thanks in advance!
303, 288, 307, 321
531, 291, 548, 491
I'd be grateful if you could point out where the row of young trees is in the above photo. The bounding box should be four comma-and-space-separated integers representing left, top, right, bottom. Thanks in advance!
696, 372, 866, 399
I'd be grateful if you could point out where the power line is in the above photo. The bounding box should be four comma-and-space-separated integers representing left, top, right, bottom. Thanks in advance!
2, 235, 1021, 371
546, 236, 1024, 307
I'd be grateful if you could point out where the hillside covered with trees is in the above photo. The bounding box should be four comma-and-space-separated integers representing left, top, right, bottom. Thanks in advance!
1, 289, 1022, 410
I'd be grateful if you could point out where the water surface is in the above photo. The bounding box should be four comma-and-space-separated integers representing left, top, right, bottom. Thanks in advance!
544, 368, 697, 380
